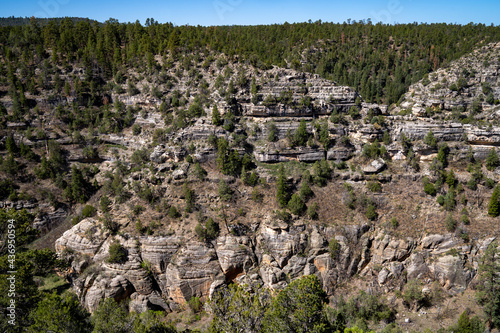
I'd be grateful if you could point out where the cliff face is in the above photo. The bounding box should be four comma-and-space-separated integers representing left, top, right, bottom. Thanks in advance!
47, 43, 500, 317
56, 217, 497, 313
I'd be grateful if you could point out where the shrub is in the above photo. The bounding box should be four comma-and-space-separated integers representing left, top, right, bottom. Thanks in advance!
244, 171, 259, 186
486, 148, 499, 171
329, 238, 341, 260
402, 279, 425, 310
466, 178, 477, 190
488, 186, 500, 217
299, 181, 313, 201
218, 179, 233, 202
461, 214, 470, 225
102, 214, 119, 234
132, 205, 145, 216
446, 170, 456, 187
424, 130, 438, 148
251, 188, 263, 203
390, 217, 399, 228
424, 182, 437, 196
367, 181, 381, 192
445, 214, 457, 232
366, 204, 377, 220
194, 162, 207, 180
168, 206, 181, 219
108, 241, 127, 263
132, 124, 142, 135
307, 202, 319, 220
195, 218, 220, 242
100, 196, 111, 212
81, 205, 96, 218
267, 122, 278, 142
183, 183, 195, 213
485, 178, 496, 189
443, 188, 456, 211
288, 193, 306, 215
205, 218, 220, 240
188, 297, 203, 313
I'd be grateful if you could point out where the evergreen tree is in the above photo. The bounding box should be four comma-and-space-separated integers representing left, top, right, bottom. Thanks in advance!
486, 148, 499, 171
262, 275, 330, 333
446, 169, 456, 187
288, 193, 306, 215
29, 292, 92, 333
276, 164, 289, 208
476, 240, 500, 329
293, 120, 308, 146
212, 104, 221, 126
488, 186, 500, 217
424, 130, 437, 148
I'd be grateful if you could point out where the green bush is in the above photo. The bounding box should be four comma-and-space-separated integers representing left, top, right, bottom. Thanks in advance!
424, 182, 437, 196
390, 217, 399, 229
218, 179, 233, 202
299, 181, 313, 201
81, 205, 96, 218
366, 204, 377, 220
188, 296, 203, 313
424, 130, 437, 148
485, 178, 496, 189
367, 181, 381, 192
466, 178, 477, 190
488, 186, 500, 217
437, 195, 445, 206
329, 238, 341, 260
307, 202, 319, 220
401, 279, 425, 310
288, 193, 306, 215
132, 205, 145, 216
107, 241, 127, 263
168, 206, 181, 219
486, 148, 499, 171
445, 214, 457, 232
132, 124, 142, 135
195, 218, 220, 242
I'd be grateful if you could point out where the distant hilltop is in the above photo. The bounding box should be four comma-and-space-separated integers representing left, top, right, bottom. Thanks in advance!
0, 16, 99, 27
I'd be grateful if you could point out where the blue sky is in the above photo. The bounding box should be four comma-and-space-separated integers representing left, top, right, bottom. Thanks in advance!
2, 0, 500, 26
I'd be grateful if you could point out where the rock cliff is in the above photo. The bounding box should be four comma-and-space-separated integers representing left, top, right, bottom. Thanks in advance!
56, 217, 497, 313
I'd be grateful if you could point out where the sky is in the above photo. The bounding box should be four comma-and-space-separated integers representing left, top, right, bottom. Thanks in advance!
2, 0, 500, 26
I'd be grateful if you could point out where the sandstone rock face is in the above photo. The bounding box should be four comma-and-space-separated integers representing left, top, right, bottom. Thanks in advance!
239, 70, 357, 118
55, 218, 108, 255
164, 242, 222, 304
57, 218, 496, 313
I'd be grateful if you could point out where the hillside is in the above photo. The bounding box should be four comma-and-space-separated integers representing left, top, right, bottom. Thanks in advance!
0, 19, 500, 332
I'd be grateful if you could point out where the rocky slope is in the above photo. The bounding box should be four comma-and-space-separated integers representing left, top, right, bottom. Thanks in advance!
1, 40, 498, 329
56, 215, 498, 314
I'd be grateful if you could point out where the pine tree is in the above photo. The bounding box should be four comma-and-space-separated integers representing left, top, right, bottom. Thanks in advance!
446, 169, 456, 187
293, 120, 308, 146
276, 164, 288, 208
486, 148, 499, 171
488, 186, 500, 217
476, 240, 500, 329
212, 104, 221, 126
424, 130, 437, 148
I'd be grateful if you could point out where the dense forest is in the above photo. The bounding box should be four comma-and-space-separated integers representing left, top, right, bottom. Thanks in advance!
1, 17, 500, 106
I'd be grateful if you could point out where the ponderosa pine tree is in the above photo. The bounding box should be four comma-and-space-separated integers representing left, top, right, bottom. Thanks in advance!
488, 186, 500, 217
276, 164, 289, 208
212, 104, 221, 126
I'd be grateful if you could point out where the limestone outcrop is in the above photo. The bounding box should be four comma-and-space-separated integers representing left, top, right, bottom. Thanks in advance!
57, 217, 497, 313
